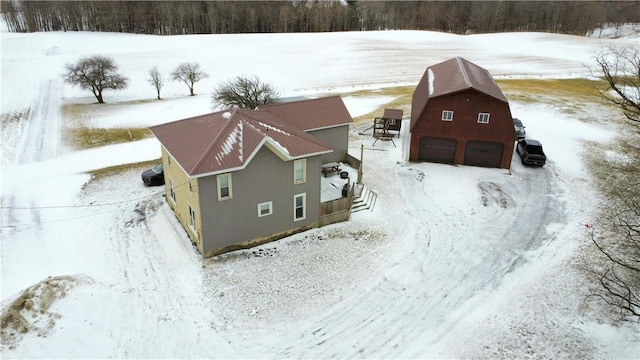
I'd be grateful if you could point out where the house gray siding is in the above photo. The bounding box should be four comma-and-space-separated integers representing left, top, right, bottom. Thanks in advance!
198, 146, 322, 255
308, 125, 349, 164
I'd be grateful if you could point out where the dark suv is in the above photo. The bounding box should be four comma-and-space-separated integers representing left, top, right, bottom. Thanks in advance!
516, 139, 546, 167
512, 118, 526, 140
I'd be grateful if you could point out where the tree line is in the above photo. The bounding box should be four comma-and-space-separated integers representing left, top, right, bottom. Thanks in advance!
2, 0, 639, 36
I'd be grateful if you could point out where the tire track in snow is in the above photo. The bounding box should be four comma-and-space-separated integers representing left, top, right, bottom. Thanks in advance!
272, 158, 564, 358
16, 79, 62, 164
4, 79, 62, 236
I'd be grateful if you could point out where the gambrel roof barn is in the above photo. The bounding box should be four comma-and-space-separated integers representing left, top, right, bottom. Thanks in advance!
410, 57, 516, 169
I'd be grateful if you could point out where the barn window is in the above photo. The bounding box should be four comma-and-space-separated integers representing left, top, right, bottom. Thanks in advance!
442, 110, 454, 121
388, 119, 396, 126
478, 113, 490, 124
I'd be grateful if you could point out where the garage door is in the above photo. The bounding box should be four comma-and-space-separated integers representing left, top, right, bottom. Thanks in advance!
419, 137, 457, 163
464, 141, 504, 168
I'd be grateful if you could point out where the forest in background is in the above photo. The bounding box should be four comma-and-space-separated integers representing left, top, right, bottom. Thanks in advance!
1, 1, 639, 35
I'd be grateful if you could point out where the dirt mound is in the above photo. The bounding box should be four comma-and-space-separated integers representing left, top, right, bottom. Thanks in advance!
1, 275, 85, 350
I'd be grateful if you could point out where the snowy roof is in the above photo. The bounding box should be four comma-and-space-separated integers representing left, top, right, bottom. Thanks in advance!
411, 57, 508, 125
149, 107, 333, 177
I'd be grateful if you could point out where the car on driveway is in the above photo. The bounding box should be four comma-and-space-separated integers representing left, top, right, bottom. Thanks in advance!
516, 139, 546, 167
512, 118, 526, 140
141, 164, 165, 186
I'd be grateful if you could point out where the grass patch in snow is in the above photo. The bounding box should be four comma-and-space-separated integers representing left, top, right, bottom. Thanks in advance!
335, 79, 605, 125
0, 108, 31, 128
66, 126, 152, 151
86, 158, 161, 185
1, 109, 31, 165
497, 78, 605, 105
62, 103, 153, 151
336, 86, 414, 123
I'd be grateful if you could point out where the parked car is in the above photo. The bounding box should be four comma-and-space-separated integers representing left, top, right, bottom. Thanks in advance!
141, 164, 165, 186
512, 118, 526, 140
516, 139, 546, 167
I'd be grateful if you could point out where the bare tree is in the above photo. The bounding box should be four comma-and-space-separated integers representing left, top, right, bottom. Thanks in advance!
146, 66, 164, 100
592, 45, 640, 123
584, 164, 640, 321
170, 62, 209, 96
582, 48, 640, 318
63, 55, 128, 104
211, 75, 280, 110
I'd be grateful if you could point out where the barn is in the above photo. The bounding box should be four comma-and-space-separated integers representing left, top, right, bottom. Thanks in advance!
409, 57, 516, 169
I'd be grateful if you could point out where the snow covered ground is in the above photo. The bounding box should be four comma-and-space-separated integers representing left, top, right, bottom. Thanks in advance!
2, 24, 639, 358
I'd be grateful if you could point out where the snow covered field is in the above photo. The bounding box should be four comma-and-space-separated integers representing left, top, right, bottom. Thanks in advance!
2, 23, 639, 358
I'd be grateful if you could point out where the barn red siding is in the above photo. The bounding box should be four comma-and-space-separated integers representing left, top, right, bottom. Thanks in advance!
410, 89, 515, 169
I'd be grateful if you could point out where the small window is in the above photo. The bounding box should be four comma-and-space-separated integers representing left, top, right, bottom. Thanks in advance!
170, 179, 176, 203
442, 110, 454, 121
294, 159, 306, 184
478, 113, 490, 124
188, 205, 196, 229
387, 119, 396, 126
217, 173, 232, 201
294, 193, 306, 221
258, 201, 273, 217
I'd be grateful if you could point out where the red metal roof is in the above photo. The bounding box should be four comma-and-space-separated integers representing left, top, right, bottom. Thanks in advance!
411, 57, 507, 127
258, 95, 353, 131
382, 108, 403, 120
149, 107, 334, 177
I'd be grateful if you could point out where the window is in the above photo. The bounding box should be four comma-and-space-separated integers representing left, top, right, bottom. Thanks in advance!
294, 193, 306, 221
217, 173, 232, 200
478, 113, 490, 124
258, 201, 273, 217
387, 119, 396, 126
294, 159, 306, 184
442, 110, 454, 121
170, 179, 176, 203
188, 205, 196, 229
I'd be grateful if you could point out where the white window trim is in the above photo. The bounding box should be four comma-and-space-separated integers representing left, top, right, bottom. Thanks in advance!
478, 112, 490, 124
188, 204, 196, 230
294, 193, 306, 221
217, 173, 232, 201
442, 110, 454, 121
387, 118, 396, 126
294, 159, 306, 184
258, 201, 273, 217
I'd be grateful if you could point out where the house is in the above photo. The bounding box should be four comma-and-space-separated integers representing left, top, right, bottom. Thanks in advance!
409, 57, 516, 169
149, 96, 353, 257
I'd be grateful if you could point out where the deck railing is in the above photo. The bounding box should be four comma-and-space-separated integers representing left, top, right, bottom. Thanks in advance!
319, 184, 353, 226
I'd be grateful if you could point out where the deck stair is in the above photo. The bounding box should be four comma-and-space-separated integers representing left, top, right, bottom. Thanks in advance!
350, 183, 377, 213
